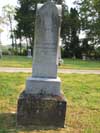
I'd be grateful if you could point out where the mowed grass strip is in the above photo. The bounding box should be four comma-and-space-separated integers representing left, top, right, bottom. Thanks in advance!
0, 73, 100, 132
59, 58, 100, 70
1, 56, 100, 69
0, 56, 32, 68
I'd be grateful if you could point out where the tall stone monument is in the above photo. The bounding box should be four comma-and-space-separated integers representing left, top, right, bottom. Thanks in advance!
17, 1, 66, 127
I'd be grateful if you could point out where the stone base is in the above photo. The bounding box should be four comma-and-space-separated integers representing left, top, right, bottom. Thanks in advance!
25, 77, 61, 96
17, 91, 67, 127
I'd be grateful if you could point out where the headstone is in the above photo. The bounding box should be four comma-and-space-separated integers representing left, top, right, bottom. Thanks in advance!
27, 49, 32, 58
82, 53, 86, 61
17, 1, 67, 127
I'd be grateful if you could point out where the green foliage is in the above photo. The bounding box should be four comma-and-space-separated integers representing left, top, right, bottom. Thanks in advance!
81, 38, 95, 56
15, 0, 63, 55
95, 46, 100, 58
15, 0, 82, 58
0, 45, 10, 55
62, 7, 80, 58
9, 0, 100, 58
75, 0, 100, 46
93, 0, 100, 14
69, 8, 80, 58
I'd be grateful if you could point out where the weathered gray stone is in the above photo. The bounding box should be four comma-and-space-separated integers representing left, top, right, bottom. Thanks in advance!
17, 1, 67, 128
37, 4, 62, 17
25, 1, 62, 96
17, 91, 66, 127
25, 77, 61, 95
32, 2, 61, 78
27, 49, 32, 58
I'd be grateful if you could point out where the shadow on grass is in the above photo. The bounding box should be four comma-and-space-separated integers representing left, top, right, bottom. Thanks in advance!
0, 113, 60, 132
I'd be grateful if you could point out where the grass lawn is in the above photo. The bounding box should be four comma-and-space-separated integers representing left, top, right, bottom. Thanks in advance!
0, 55, 100, 70
0, 73, 100, 132
59, 58, 100, 70
0, 56, 32, 68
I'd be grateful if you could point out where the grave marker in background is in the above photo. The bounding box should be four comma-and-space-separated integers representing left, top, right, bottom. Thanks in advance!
27, 49, 32, 58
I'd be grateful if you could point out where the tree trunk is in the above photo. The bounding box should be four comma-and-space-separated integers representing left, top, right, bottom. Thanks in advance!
19, 37, 22, 55
26, 37, 28, 54
9, 15, 14, 50
15, 37, 18, 55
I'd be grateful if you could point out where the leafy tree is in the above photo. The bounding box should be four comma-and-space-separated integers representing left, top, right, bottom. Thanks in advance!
2, 5, 16, 49
69, 8, 80, 58
15, 0, 82, 57
74, 0, 99, 53
61, 7, 80, 58
61, 5, 70, 57
93, 0, 100, 43
15, 0, 65, 55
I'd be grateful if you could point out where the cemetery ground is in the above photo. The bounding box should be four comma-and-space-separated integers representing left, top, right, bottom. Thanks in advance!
0, 73, 100, 132
0, 55, 100, 70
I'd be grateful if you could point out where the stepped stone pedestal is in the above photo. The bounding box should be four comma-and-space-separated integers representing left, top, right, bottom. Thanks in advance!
17, 1, 67, 128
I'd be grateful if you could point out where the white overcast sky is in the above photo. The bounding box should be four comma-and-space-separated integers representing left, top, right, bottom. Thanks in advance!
0, 0, 75, 45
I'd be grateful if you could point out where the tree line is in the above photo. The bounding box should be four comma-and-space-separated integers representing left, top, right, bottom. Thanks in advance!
1, 0, 100, 59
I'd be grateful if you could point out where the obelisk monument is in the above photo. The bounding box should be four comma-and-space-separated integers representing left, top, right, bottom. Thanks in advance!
17, 1, 66, 127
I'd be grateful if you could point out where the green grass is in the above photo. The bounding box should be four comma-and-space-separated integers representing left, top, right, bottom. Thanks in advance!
0, 56, 32, 68
0, 73, 100, 132
59, 58, 100, 70
0, 55, 100, 70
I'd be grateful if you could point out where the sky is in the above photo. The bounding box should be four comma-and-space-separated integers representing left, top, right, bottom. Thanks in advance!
0, 0, 17, 45
0, 0, 74, 45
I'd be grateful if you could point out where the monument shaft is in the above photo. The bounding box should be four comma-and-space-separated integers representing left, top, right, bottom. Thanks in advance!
32, 2, 60, 78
